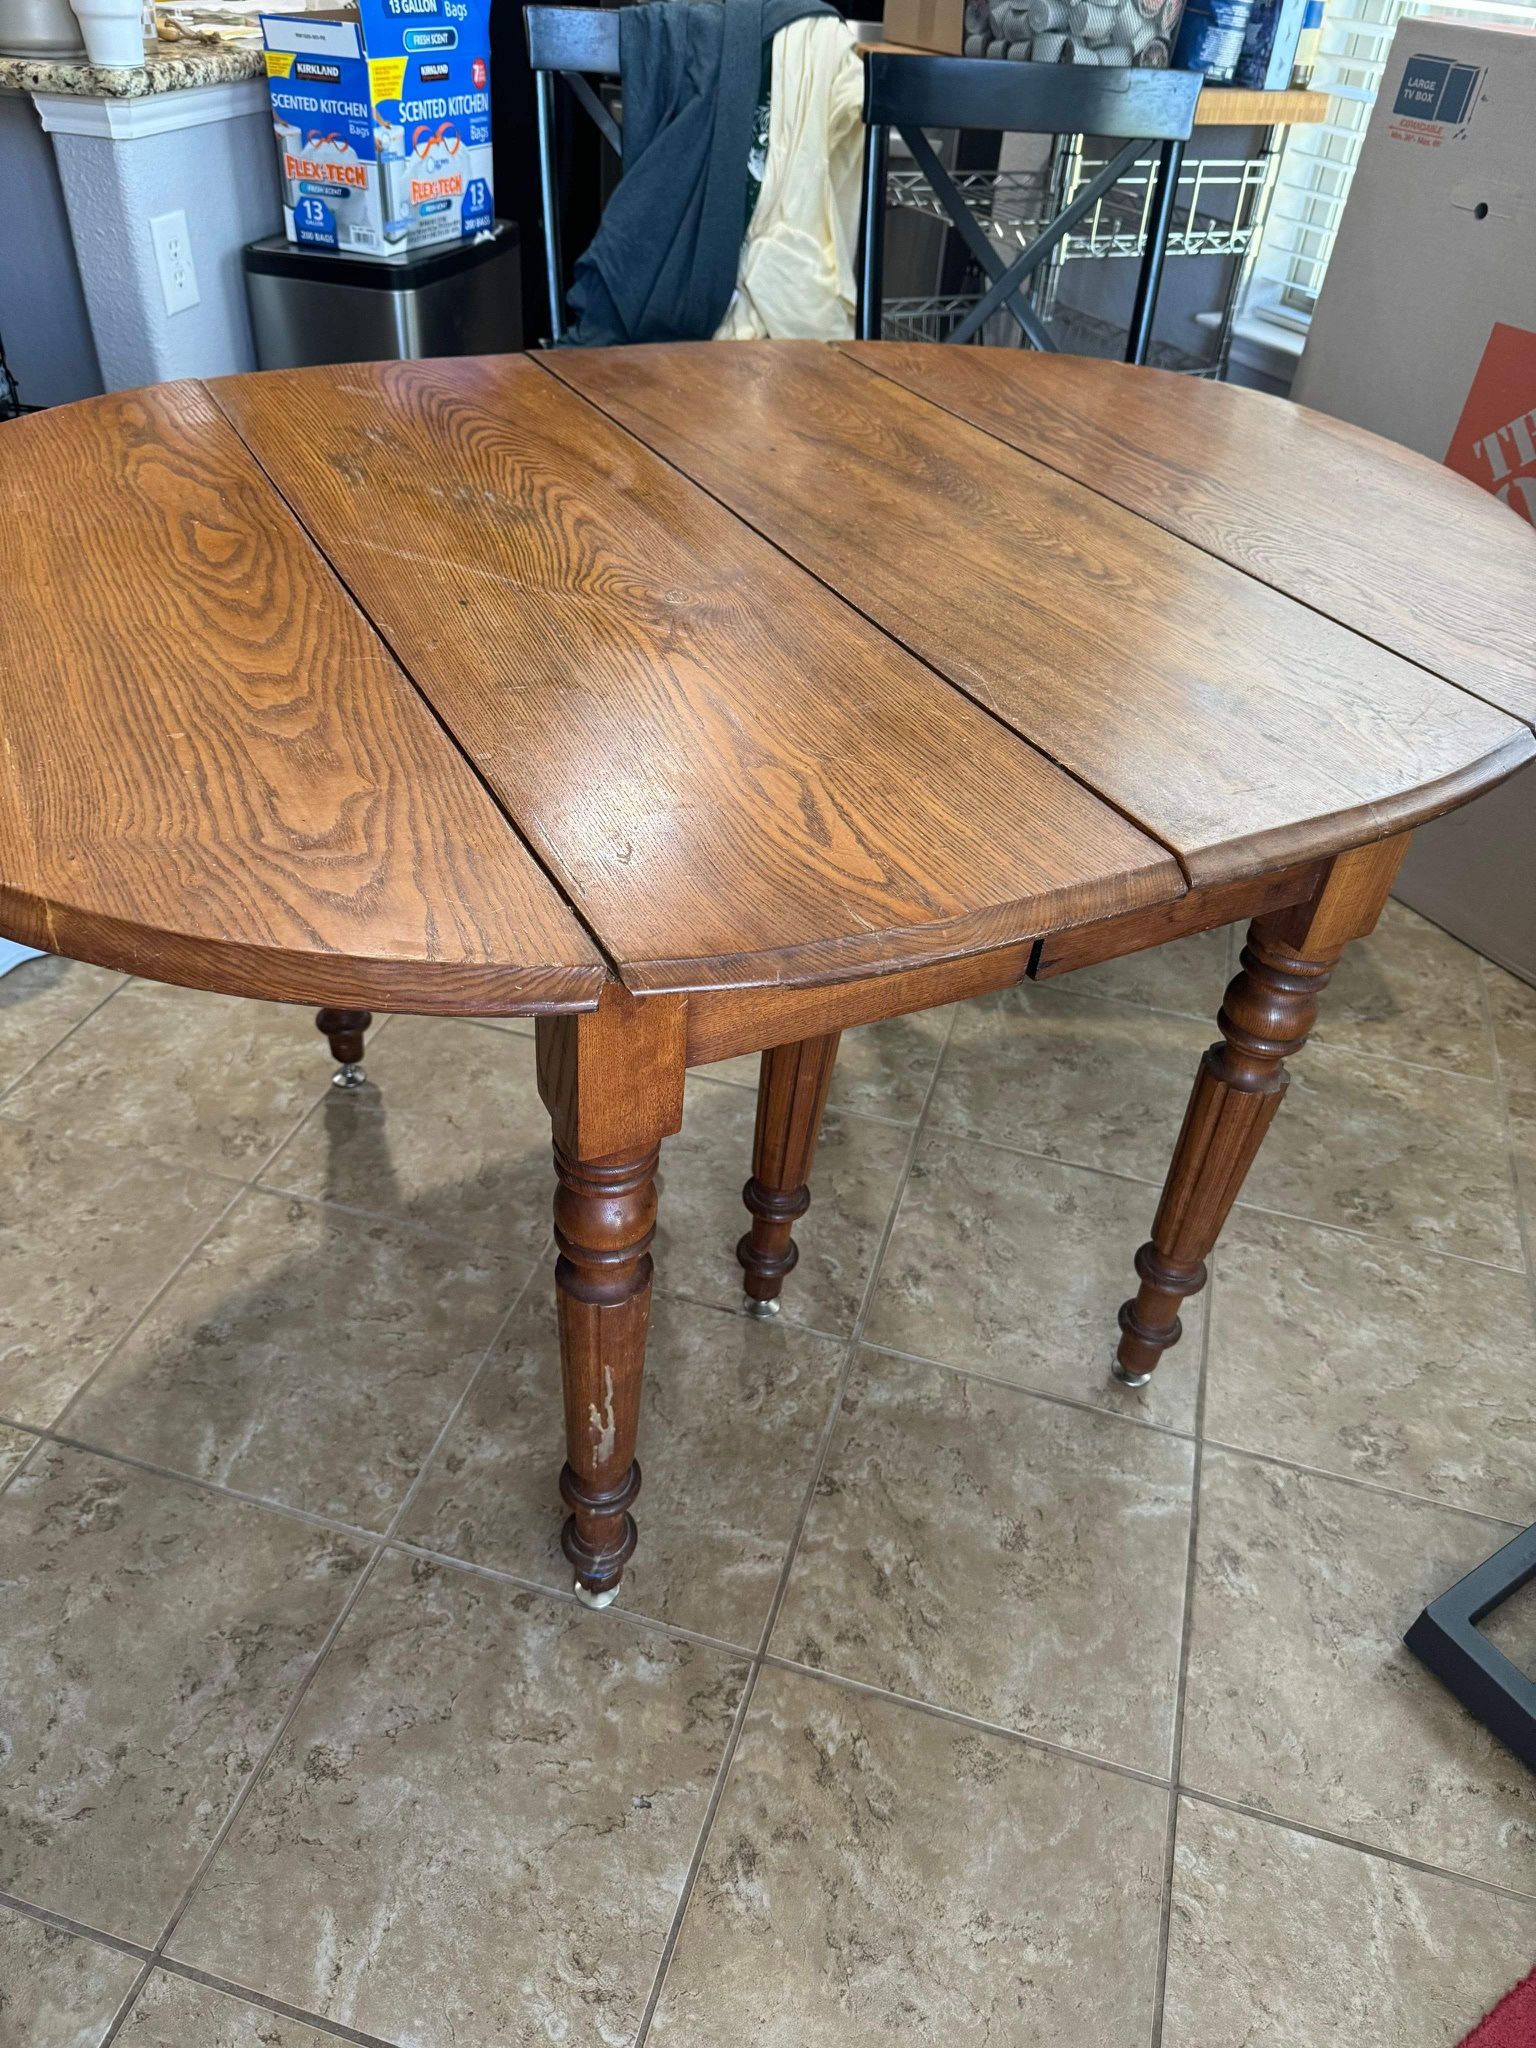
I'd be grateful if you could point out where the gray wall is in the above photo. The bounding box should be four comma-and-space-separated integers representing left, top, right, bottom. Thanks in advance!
0, 90, 101, 408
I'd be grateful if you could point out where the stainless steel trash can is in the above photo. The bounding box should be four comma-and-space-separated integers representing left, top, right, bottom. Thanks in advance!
243, 222, 522, 370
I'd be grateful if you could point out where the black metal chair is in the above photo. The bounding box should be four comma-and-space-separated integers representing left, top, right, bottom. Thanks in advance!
525, 5, 623, 346
857, 53, 1202, 363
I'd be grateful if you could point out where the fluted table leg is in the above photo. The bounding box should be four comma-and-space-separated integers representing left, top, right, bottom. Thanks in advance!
738, 1032, 841, 1318
1114, 836, 1409, 1387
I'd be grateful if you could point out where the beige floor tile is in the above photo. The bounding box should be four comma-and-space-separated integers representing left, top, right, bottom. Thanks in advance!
655, 1077, 911, 1335
65, 1189, 528, 1531
0, 1122, 233, 1428
1488, 967, 1536, 1243
1313, 900, 1496, 1076
0, 1444, 368, 1943
773, 1353, 1192, 1773
170, 1553, 745, 2045
2, 982, 323, 1180
1487, 963, 1536, 1093
0, 1905, 141, 2048
1041, 921, 1233, 1020
1239, 1041, 1523, 1267
1163, 1798, 1536, 2048
1207, 1209, 1536, 1521
1182, 1448, 1536, 1890
928, 982, 1209, 1184
118, 1974, 342, 2039
0, 956, 124, 1096
261, 1015, 552, 1255
702, 1008, 955, 1124
119, 1973, 337, 2047
0, 1423, 38, 1485
864, 1130, 1202, 1430
650, 1666, 1167, 2046
402, 1290, 842, 1648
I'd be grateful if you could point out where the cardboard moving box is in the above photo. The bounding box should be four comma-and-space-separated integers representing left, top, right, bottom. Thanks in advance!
881, 0, 968, 54
1293, 21, 1536, 983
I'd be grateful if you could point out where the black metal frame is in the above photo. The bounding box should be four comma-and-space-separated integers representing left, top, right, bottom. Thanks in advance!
525, 5, 623, 345
856, 52, 1201, 363
1406, 1523, 1536, 1774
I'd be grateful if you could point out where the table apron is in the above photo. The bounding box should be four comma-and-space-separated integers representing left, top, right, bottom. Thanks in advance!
682, 857, 1327, 1067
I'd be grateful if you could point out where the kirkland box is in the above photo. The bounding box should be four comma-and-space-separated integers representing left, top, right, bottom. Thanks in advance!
1294, 20, 1536, 981
261, 0, 493, 256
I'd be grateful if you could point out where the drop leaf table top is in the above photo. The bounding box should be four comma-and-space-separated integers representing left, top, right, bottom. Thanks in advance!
3, 341, 1531, 1599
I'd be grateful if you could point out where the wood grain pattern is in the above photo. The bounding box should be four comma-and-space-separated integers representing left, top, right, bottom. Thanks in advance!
537, 985, 689, 1598
552, 342, 1534, 885
854, 50, 1329, 125
738, 1031, 841, 1308
846, 343, 1536, 732
210, 355, 1181, 994
1030, 860, 1324, 980
1115, 835, 1406, 1382
0, 381, 603, 1012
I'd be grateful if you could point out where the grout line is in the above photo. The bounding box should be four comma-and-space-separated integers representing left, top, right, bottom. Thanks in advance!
0, 967, 129, 1109
632, 1012, 959, 2040
8, 1428, 389, 1545
1148, 1224, 1213, 2048
1479, 958, 1536, 1300
1173, 1784, 1536, 1908
124, 1955, 407, 2048
0, 1105, 254, 1200
149, 1544, 391, 1967
0, 1889, 155, 1960
99, 1963, 156, 2048
858, 1338, 1199, 1442
753, 1007, 958, 1665
380, 1535, 757, 1663
1196, 1436, 1531, 1533
632, 1661, 764, 2046
0, 1420, 49, 1500
34, 1179, 250, 1447
920, 1110, 1531, 1279
148, 1254, 550, 1967
683, 1061, 922, 1132
247, 1159, 545, 1265
647, 1280, 852, 1350
757, 1653, 1172, 1791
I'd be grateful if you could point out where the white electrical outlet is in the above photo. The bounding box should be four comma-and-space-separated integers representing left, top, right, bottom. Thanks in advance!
148, 210, 200, 317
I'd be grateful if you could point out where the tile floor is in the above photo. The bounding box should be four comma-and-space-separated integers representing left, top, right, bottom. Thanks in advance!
2, 900, 1535, 2047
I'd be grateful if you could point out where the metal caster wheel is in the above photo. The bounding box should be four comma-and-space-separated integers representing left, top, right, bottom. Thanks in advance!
743, 1294, 782, 1320
331, 1062, 367, 1090
574, 1578, 619, 1610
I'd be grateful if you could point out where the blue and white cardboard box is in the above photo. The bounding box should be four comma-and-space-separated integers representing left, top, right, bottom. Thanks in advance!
260, 0, 494, 256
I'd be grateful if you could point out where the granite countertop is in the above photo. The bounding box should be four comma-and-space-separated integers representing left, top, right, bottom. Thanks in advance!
0, 38, 263, 95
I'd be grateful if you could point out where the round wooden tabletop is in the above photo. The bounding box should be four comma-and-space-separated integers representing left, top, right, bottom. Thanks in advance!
2, 342, 1532, 1014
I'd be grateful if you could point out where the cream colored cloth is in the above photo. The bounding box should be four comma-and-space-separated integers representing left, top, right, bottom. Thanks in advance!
714, 14, 865, 341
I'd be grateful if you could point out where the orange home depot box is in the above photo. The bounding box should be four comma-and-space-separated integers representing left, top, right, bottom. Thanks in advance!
1293, 21, 1536, 983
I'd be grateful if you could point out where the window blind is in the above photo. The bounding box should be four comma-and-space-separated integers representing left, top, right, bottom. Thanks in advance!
1248, 0, 1536, 325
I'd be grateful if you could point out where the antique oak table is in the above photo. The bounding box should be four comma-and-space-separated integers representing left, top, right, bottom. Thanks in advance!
4, 343, 1534, 1606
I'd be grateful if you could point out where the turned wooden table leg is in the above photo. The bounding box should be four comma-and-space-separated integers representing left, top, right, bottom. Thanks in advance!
738, 1032, 841, 1318
1114, 837, 1409, 1387
316, 1007, 373, 1089
537, 988, 686, 1606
